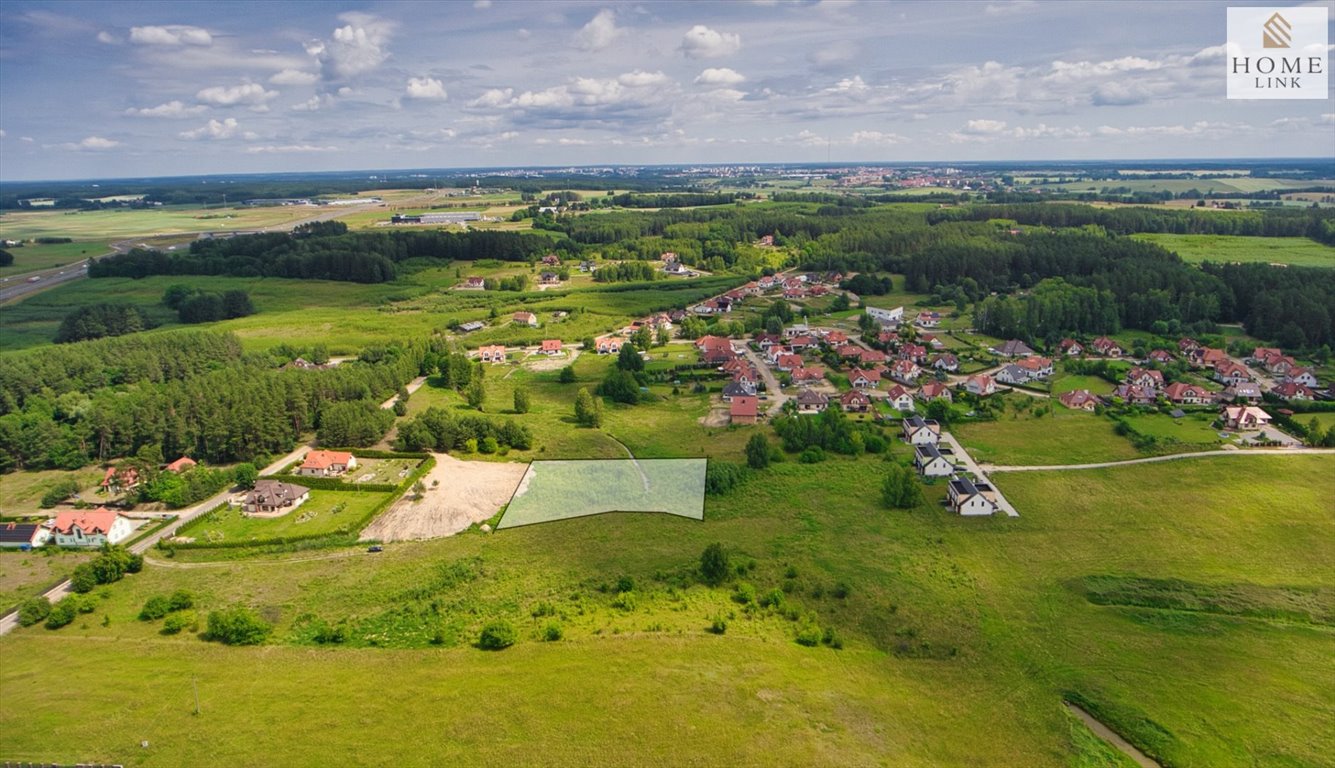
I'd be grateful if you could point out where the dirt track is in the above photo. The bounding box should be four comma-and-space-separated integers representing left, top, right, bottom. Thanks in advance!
359, 453, 527, 541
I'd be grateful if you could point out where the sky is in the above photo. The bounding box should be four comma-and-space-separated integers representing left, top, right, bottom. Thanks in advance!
0, 0, 1332, 180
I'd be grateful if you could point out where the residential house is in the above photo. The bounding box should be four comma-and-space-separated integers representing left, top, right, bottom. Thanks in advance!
823, 330, 849, 345
857, 348, 889, 366
298, 450, 357, 477
1270, 381, 1315, 400
1058, 338, 1084, 357
795, 390, 829, 414
995, 364, 1032, 386
948, 477, 997, 516
457, 276, 486, 291
539, 272, 562, 286
784, 324, 811, 339
836, 344, 864, 360
898, 343, 929, 363
914, 443, 955, 477
920, 333, 945, 349
243, 479, 311, 515
888, 359, 922, 385
1222, 382, 1263, 402
791, 367, 826, 386
765, 344, 791, 365
51, 508, 133, 547
776, 354, 805, 372
1015, 356, 1054, 380
165, 457, 196, 473
917, 380, 953, 403
839, 390, 871, 413
1126, 367, 1165, 389
753, 333, 783, 351
541, 254, 561, 266
661, 251, 678, 264
1178, 337, 1201, 354
1189, 347, 1228, 368
865, 306, 904, 327
783, 287, 809, 300
478, 345, 508, 363
930, 353, 959, 373
1089, 336, 1125, 357
849, 367, 882, 389
1221, 405, 1271, 431
731, 367, 762, 390
788, 335, 818, 351
1249, 346, 1282, 364
1111, 384, 1157, 405
1264, 355, 1298, 377
0, 522, 51, 549
964, 374, 996, 396
100, 466, 139, 495
1148, 349, 1175, 365
458, 320, 486, 333
539, 339, 564, 356
696, 335, 736, 364
1283, 368, 1319, 388
1059, 389, 1102, 411
901, 415, 941, 445
885, 384, 916, 412
730, 396, 759, 425
596, 337, 624, 355
914, 311, 942, 328
1214, 361, 1254, 386
578, 260, 597, 272
512, 311, 539, 327
992, 339, 1035, 358
722, 380, 757, 402
1163, 382, 1213, 405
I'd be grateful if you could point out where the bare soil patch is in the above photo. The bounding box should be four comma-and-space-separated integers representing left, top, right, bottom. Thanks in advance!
359, 453, 527, 541
698, 406, 730, 427
525, 348, 578, 371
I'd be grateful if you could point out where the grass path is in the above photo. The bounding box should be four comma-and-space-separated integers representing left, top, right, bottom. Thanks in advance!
985, 447, 1335, 472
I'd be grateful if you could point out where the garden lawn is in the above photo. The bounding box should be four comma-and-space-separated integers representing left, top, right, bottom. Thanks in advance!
952, 408, 1140, 466
178, 490, 390, 543
1050, 374, 1116, 397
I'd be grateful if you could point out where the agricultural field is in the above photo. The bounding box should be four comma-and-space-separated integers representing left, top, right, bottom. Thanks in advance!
1133, 233, 1335, 268
0, 205, 332, 242
176, 490, 390, 543
498, 459, 707, 529
1, 451, 1330, 767
952, 404, 1142, 466
1025, 177, 1329, 195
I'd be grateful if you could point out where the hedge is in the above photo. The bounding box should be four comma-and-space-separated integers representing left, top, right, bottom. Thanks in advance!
164, 455, 435, 551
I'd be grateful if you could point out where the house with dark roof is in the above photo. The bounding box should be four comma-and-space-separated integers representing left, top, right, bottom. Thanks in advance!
948, 477, 997, 516
243, 480, 311, 516
992, 339, 1035, 358
0, 522, 51, 549
1222, 382, 1263, 402
901, 415, 941, 445
914, 443, 955, 477
795, 389, 829, 413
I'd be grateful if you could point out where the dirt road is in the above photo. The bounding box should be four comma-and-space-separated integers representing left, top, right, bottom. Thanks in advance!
983, 447, 1335, 472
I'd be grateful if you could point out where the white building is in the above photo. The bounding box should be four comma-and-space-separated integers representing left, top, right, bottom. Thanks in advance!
865, 306, 904, 327
51, 509, 133, 547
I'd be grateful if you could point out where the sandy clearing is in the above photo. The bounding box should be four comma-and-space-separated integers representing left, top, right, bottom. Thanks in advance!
525, 348, 579, 371
359, 453, 528, 542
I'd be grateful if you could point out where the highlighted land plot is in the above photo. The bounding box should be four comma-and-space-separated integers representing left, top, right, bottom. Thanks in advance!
497, 458, 707, 529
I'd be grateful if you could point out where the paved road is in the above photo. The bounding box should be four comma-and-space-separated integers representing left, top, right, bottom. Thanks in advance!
938, 431, 1019, 517
739, 344, 789, 417
0, 264, 89, 303
0, 442, 314, 637
379, 376, 428, 410
983, 447, 1335, 473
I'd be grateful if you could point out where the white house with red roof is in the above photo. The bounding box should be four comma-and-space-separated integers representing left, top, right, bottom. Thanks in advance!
849, 367, 881, 389
917, 380, 953, 402
596, 337, 624, 355
888, 358, 922, 384
539, 339, 564, 356
964, 374, 996, 396
478, 345, 508, 363
298, 450, 357, 477
885, 384, 916, 412
513, 311, 539, 327
1221, 405, 1271, 431
52, 508, 133, 547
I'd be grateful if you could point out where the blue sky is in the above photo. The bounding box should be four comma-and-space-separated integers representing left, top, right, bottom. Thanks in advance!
1, 0, 1331, 180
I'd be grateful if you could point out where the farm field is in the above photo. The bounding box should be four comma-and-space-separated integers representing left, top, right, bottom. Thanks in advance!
498, 458, 707, 528
1132, 233, 1335, 268
953, 407, 1142, 466
177, 490, 390, 543
0, 454, 1330, 767
0, 205, 336, 242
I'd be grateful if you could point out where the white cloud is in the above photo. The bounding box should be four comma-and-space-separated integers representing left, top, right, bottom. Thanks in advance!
576, 9, 621, 52
961, 119, 1008, 135
126, 100, 208, 118
179, 118, 241, 140
245, 144, 338, 153
850, 130, 906, 145
291, 94, 334, 112
695, 67, 745, 86
54, 136, 120, 151
702, 88, 746, 102
469, 88, 515, 108
680, 25, 741, 59
96, 30, 119, 45
405, 76, 448, 100
129, 25, 212, 46
984, 0, 1037, 15
307, 13, 393, 80
827, 75, 870, 95
196, 82, 278, 107
618, 70, 669, 87
270, 69, 319, 86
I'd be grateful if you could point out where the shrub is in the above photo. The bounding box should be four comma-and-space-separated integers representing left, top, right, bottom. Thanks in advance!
542, 622, 564, 642
45, 598, 78, 630
733, 582, 757, 604
478, 620, 517, 650
615, 575, 635, 593
798, 446, 826, 463
611, 591, 637, 612
69, 564, 97, 594
761, 588, 786, 609
513, 387, 531, 414
531, 601, 557, 618
822, 627, 844, 649
745, 433, 771, 469
707, 615, 728, 635
831, 581, 851, 599
881, 464, 925, 509
480, 436, 499, 454
558, 366, 576, 383
168, 590, 195, 611
17, 597, 51, 627
205, 605, 271, 645
233, 463, 259, 489
700, 542, 730, 586
162, 611, 195, 635
40, 478, 81, 508
796, 623, 823, 647
705, 461, 745, 495
139, 595, 172, 621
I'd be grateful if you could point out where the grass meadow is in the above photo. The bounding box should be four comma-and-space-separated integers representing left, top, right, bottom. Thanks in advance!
952, 405, 1142, 466
0, 453, 1329, 767
0, 241, 112, 276
1132, 233, 1335, 268
178, 490, 390, 542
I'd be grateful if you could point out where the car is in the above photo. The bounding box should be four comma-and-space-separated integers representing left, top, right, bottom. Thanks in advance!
367, 545, 383, 553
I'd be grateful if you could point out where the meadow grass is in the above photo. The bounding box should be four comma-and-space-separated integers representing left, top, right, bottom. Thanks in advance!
1051, 374, 1115, 396
0, 241, 112, 276
0, 205, 330, 241
177, 490, 390, 542
952, 406, 1141, 465
0, 467, 108, 514
1132, 233, 1335, 268
1120, 412, 1226, 447
0, 549, 96, 613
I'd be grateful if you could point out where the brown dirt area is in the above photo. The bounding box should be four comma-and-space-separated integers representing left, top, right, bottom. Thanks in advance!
359, 453, 527, 541
524, 348, 578, 371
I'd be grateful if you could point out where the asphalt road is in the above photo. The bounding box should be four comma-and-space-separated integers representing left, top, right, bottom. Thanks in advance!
0, 264, 89, 303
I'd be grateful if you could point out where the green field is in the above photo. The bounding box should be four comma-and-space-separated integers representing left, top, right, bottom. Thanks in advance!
0, 549, 96, 613
1050, 373, 1115, 397
343, 458, 421, 485
0, 241, 112, 277
1133, 233, 1335, 268
499, 459, 707, 528
953, 405, 1141, 466
0, 205, 330, 241
0, 467, 109, 514
177, 490, 391, 543
1, 452, 1330, 767
1029, 177, 1329, 195
1121, 412, 1227, 448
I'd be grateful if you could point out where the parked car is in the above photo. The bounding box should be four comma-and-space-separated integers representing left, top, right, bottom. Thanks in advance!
367, 545, 383, 553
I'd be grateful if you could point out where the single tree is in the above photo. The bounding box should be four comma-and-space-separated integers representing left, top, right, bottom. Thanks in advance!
558, 365, 577, 383
745, 433, 771, 470
466, 377, 486, 411
700, 543, 730, 586
617, 343, 644, 372
233, 463, 259, 489
574, 388, 601, 427
881, 464, 925, 509
513, 387, 531, 414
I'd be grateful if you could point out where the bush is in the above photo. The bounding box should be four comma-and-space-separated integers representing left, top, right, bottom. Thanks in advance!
478, 620, 517, 650
798, 446, 826, 463
615, 575, 635, 593
707, 615, 728, 635
761, 588, 786, 609
796, 622, 823, 647
704, 461, 745, 495
40, 478, 81, 508
611, 591, 637, 612
882, 464, 925, 509
17, 597, 51, 627
45, 598, 78, 630
168, 589, 195, 611
233, 463, 259, 489
542, 622, 564, 642
558, 366, 576, 383
139, 595, 172, 621
700, 542, 730, 586
69, 563, 97, 594
162, 611, 195, 635
822, 626, 844, 649
205, 605, 271, 645
733, 582, 756, 604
